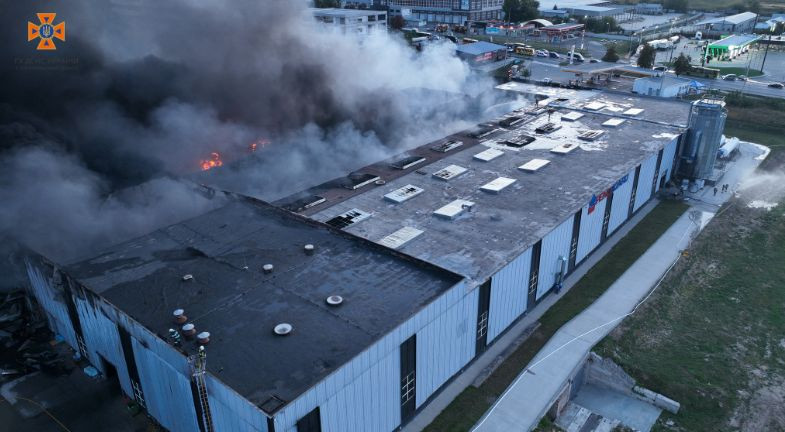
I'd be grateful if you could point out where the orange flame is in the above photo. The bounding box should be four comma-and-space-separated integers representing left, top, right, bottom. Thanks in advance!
200, 152, 223, 171
250, 138, 270, 152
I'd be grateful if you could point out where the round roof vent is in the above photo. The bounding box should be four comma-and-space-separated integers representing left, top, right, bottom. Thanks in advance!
375, 179, 386, 186
196, 331, 210, 345
173, 308, 184, 316
273, 323, 293, 336
182, 274, 194, 281
262, 264, 274, 274
326, 295, 343, 306
182, 323, 195, 331
304, 244, 315, 255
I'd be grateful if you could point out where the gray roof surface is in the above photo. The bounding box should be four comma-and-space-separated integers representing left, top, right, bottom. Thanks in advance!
636, 75, 692, 87
709, 34, 760, 48
65, 197, 461, 411
284, 89, 689, 284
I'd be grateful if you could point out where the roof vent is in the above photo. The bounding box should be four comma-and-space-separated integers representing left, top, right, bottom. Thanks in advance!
390, 156, 426, 170
263, 264, 274, 274
340, 173, 380, 190
503, 135, 536, 148
325, 208, 371, 229
378, 226, 424, 249
584, 101, 606, 111
519, 159, 551, 172
535, 122, 562, 134
578, 130, 605, 141
384, 185, 425, 203
173, 309, 187, 324
197, 331, 210, 345
469, 124, 497, 139
473, 148, 504, 162
182, 274, 194, 282
623, 108, 644, 116
273, 323, 293, 335
304, 244, 315, 255
499, 116, 524, 128
434, 199, 475, 220
281, 194, 326, 212
431, 140, 463, 153
182, 323, 196, 337
433, 165, 468, 181
326, 295, 343, 306
602, 118, 625, 127
480, 177, 517, 194
551, 143, 579, 154
561, 111, 584, 122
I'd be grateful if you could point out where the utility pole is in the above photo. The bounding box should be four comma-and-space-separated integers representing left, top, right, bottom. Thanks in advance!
761, 32, 772, 72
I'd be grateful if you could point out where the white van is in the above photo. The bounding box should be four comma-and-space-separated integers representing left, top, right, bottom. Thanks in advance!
568, 52, 585, 62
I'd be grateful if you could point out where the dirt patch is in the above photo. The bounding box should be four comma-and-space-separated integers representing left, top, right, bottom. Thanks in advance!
729, 374, 785, 432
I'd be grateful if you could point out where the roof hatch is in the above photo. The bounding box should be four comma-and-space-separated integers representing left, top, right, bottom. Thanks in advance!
433, 165, 468, 181
519, 159, 551, 172
433, 199, 475, 220
325, 208, 371, 229
390, 156, 426, 170
561, 111, 584, 122
378, 226, 424, 249
384, 185, 424, 203
480, 177, 517, 194
431, 140, 463, 153
473, 148, 505, 162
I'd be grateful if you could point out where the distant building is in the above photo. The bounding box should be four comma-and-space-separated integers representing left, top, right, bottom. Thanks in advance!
633, 75, 692, 98
636, 3, 664, 15
695, 12, 758, 35
565, 5, 631, 20
455, 41, 507, 66
311, 8, 387, 35
378, 0, 503, 25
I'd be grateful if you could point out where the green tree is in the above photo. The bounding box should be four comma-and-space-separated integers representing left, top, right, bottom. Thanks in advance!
503, 0, 540, 22
313, 0, 341, 8
673, 53, 692, 76
602, 46, 620, 62
390, 15, 405, 30
638, 43, 656, 69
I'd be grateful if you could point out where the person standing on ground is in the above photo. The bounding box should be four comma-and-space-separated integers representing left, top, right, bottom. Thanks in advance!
714, 187, 718, 196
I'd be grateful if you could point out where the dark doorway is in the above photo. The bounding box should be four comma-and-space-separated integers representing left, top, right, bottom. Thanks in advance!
296, 407, 322, 432
527, 240, 542, 311
400, 334, 417, 424
98, 355, 121, 394
475, 280, 491, 356
659, 173, 667, 189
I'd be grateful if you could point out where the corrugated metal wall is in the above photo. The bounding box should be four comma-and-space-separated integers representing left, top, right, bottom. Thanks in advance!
660, 138, 678, 184
487, 248, 532, 342
607, 168, 635, 236
132, 337, 201, 432
73, 295, 133, 397
25, 263, 78, 349
633, 153, 659, 212
274, 281, 467, 432
207, 375, 269, 432
417, 287, 478, 404
575, 198, 606, 264
536, 217, 574, 300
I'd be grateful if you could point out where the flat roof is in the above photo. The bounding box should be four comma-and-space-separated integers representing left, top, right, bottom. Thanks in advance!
561, 62, 659, 77
697, 12, 757, 26
65, 197, 461, 411
279, 89, 690, 283
709, 34, 760, 49
456, 41, 507, 55
636, 75, 692, 87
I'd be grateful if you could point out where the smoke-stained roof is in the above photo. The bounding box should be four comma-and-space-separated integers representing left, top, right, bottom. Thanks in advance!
64, 196, 461, 411
281, 88, 690, 284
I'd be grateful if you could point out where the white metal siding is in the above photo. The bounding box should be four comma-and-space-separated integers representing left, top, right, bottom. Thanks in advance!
132, 338, 200, 432
575, 198, 606, 263
634, 153, 659, 211
537, 217, 574, 300
607, 168, 635, 235
275, 281, 467, 432
207, 375, 268, 432
25, 263, 78, 350
73, 296, 133, 397
487, 248, 532, 342
417, 287, 478, 405
319, 348, 399, 432
659, 138, 678, 185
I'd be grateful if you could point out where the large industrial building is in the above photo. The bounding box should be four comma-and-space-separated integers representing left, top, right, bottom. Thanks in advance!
25, 87, 729, 431
379, 0, 504, 24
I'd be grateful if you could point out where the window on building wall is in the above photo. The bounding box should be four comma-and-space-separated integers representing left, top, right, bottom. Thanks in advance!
296, 407, 322, 432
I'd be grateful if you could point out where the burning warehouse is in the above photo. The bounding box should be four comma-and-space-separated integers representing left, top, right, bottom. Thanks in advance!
21, 86, 727, 431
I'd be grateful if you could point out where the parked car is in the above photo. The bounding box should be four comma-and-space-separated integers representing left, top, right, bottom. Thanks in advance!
768, 82, 784, 89
737, 75, 747, 81
722, 74, 737, 81
568, 52, 585, 62
536, 50, 548, 57
541, 78, 552, 84
653, 66, 667, 72
549, 51, 560, 59
589, 58, 600, 63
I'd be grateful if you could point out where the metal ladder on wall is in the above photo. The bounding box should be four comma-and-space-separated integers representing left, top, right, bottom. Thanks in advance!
189, 347, 214, 432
